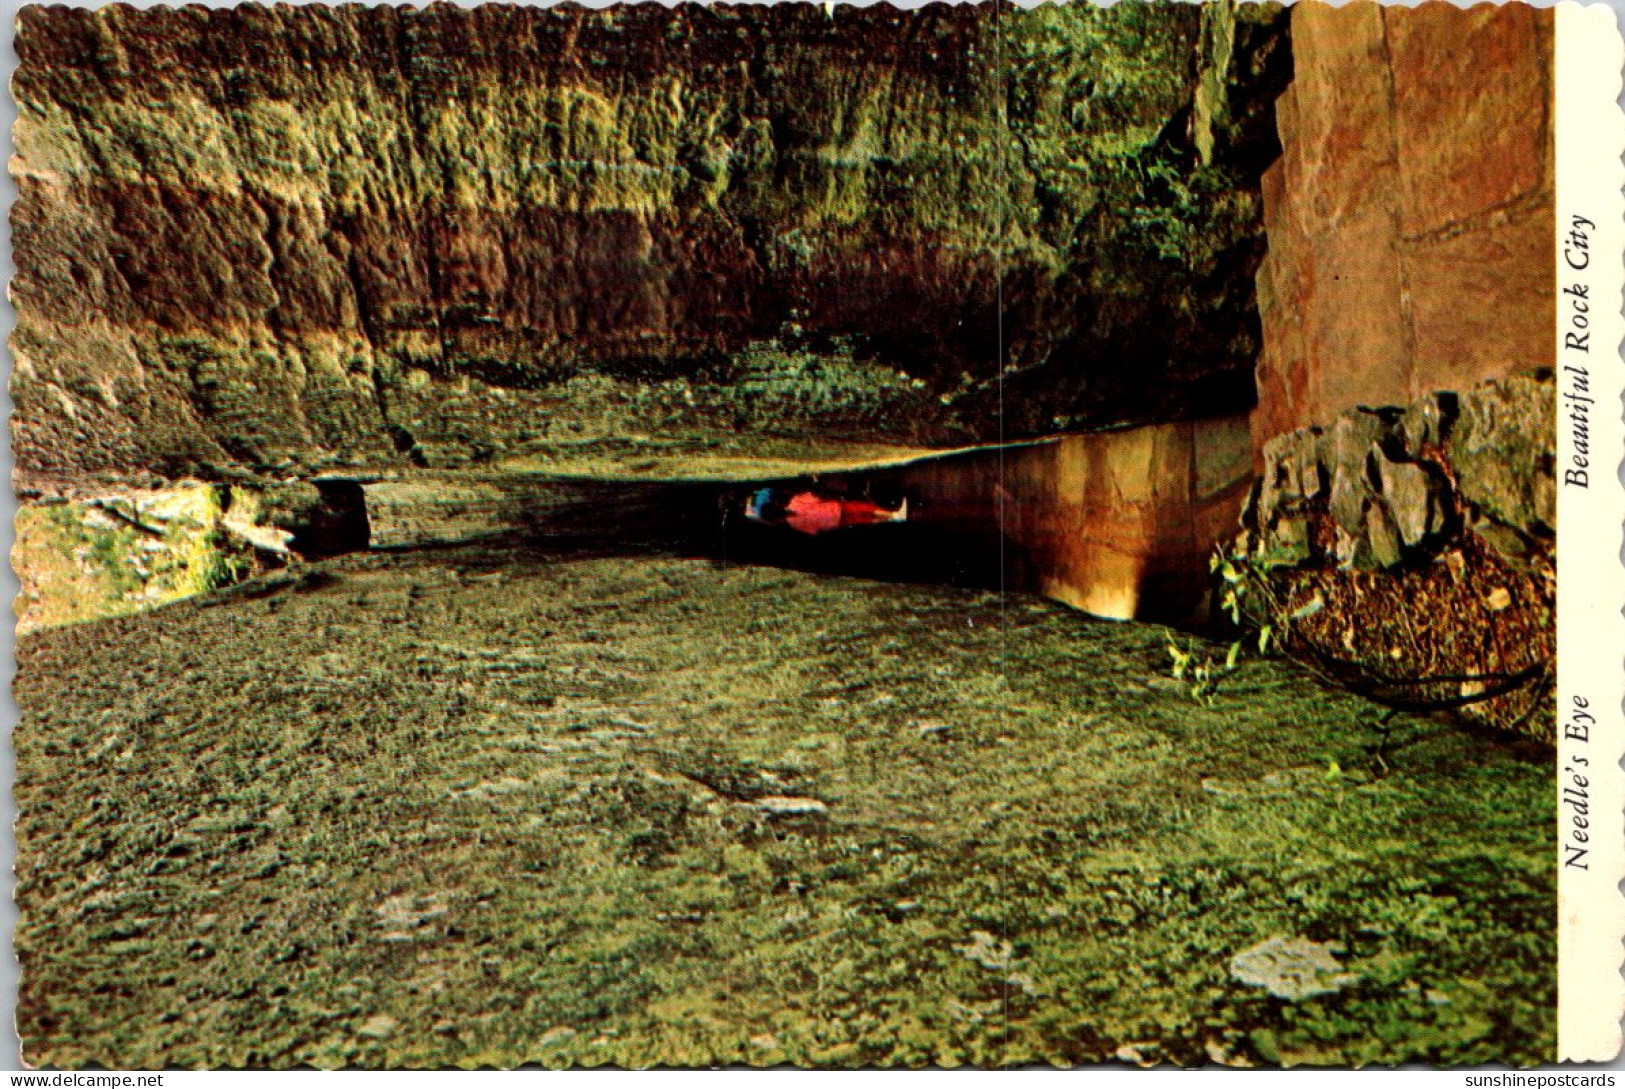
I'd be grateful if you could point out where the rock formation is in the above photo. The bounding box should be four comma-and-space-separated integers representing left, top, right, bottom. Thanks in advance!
1251, 2, 1554, 448
13, 0, 1562, 744
1238, 375, 1555, 740
1237, 2, 1556, 741
12, 1, 1287, 490
1247, 375, 1555, 576
898, 416, 1252, 621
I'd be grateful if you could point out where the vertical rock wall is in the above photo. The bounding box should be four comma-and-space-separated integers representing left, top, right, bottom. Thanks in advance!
1252, 2, 1554, 450
11, 2, 1287, 487
900, 416, 1253, 621
1243, 3, 1557, 740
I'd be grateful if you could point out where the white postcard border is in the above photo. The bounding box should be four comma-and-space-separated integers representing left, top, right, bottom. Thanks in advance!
1555, 0, 1625, 1063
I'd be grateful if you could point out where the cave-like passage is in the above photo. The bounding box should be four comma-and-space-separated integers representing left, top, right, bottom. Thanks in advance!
327, 411, 1254, 627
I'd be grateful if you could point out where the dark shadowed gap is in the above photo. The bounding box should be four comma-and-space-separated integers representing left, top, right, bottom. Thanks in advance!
331, 411, 1254, 630
288, 479, 372, 558
364, 476, 1012, 596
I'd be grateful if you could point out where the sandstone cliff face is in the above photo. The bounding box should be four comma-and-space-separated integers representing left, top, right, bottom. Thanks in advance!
1251, 2, 1553, 448
13, 2, 1287, 488
1238, 3, 1556, 740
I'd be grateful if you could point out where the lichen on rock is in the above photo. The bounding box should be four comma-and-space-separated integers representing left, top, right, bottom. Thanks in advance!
11, 1, 1287, 487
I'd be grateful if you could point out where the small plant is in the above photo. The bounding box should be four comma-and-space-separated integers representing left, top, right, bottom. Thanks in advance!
1164, 547, 1295, 704
202, 530, 257, 592
1166, 635, 1229, 705
1210, 547, 1283, 655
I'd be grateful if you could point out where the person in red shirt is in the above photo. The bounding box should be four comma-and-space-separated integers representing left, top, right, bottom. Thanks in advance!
743, 486, 907, 535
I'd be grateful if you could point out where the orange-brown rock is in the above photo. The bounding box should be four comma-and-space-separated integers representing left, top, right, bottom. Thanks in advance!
901, 416, 1253, 621
1252, 2, 1555, 453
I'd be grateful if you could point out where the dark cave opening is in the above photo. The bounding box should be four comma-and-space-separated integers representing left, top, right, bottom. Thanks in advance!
288, 479, 373, 559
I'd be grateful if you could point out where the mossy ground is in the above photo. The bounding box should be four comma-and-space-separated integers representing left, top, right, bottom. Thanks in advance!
15, 542, 1553, 1068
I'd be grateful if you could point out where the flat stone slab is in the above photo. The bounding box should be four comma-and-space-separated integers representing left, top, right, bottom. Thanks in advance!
14, 544, 1553, 1067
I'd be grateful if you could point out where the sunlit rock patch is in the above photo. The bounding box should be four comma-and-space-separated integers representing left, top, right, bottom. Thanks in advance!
13, 484, 278, 632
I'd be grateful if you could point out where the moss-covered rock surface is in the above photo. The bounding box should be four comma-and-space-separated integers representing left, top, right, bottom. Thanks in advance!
16, 544, 1552, 1068
13, 2, 1286, 483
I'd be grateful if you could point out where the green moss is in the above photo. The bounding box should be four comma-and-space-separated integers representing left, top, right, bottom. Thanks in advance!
15, 547, 1554, 1067
14, 485, 270, 632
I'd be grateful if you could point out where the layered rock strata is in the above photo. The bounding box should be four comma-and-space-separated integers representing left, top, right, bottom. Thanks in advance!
13, 2, 1287, 488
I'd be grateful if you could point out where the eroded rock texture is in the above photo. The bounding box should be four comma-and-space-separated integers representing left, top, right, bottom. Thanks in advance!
1238, 375, 1556, 740
1251, 2, 1554, 447
13, 2, 1288, 489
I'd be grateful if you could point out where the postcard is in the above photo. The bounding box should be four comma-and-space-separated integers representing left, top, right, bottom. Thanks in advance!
8, 0, 1622, 1068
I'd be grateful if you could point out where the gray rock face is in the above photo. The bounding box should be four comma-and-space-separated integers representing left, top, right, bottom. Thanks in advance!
1327, 470, 1371, 543
1243, 373, 1553, 572
1257, 427, 1324, 531
1229, 936, 1361, 1001
1397, 392, 1451, 453
1236, 372, 1555, 744
1364, 501, 1406, 570
1445, 374, 1557, 544
1375, 455, 1446, 548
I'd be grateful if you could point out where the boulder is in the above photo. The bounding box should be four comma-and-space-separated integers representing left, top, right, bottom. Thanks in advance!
1321, 412, 1393, 487
1446, 374, 1556, 542
1246, 373, 1553, 571
1397, 391, 1455, 454
1257, 427, 1323, 526
1327, 471, 1370, 540
1364, 501, 1406, 570
1374, 454, 1447, 548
